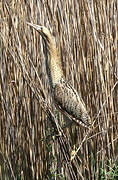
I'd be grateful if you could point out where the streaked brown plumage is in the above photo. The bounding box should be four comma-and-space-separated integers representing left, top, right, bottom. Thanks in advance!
27, 22, 91, 128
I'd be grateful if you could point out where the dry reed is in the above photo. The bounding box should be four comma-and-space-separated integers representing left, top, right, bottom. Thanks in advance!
0, 0, 118, 179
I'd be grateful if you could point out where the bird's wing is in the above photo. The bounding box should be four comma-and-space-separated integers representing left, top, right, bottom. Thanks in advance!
54, 80, 91, 127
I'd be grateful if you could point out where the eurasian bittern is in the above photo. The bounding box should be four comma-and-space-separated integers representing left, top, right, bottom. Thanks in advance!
27, 22, 91, 128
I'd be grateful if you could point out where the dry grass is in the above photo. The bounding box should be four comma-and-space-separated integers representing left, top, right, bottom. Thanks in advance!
0, 0, 118, 179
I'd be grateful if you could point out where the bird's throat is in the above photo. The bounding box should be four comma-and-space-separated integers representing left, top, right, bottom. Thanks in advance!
44, 36, 64, 88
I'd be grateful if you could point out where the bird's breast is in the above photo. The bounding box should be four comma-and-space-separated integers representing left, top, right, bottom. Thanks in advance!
48, 57, 63, 87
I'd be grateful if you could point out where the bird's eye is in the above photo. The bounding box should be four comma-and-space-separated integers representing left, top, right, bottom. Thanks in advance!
41, 27, 43, 32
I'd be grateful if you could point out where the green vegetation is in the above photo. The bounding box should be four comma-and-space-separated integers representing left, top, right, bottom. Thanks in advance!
99, 161, 118, 180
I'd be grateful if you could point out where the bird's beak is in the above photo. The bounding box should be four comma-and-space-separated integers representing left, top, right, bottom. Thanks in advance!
27, 22, 42, 32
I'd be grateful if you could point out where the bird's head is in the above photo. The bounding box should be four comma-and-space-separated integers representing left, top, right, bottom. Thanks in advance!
27, 22, 53, 45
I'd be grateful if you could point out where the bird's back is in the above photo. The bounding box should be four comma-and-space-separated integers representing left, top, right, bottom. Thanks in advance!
54, 79, 91, 127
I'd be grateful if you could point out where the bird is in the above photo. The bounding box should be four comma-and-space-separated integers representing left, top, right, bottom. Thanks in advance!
27, 22, 91, 128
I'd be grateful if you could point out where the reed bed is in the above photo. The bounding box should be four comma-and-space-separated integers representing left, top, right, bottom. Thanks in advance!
0, 0, 117, 179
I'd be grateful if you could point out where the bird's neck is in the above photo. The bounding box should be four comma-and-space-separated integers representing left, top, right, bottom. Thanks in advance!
46, 41, 63, 88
